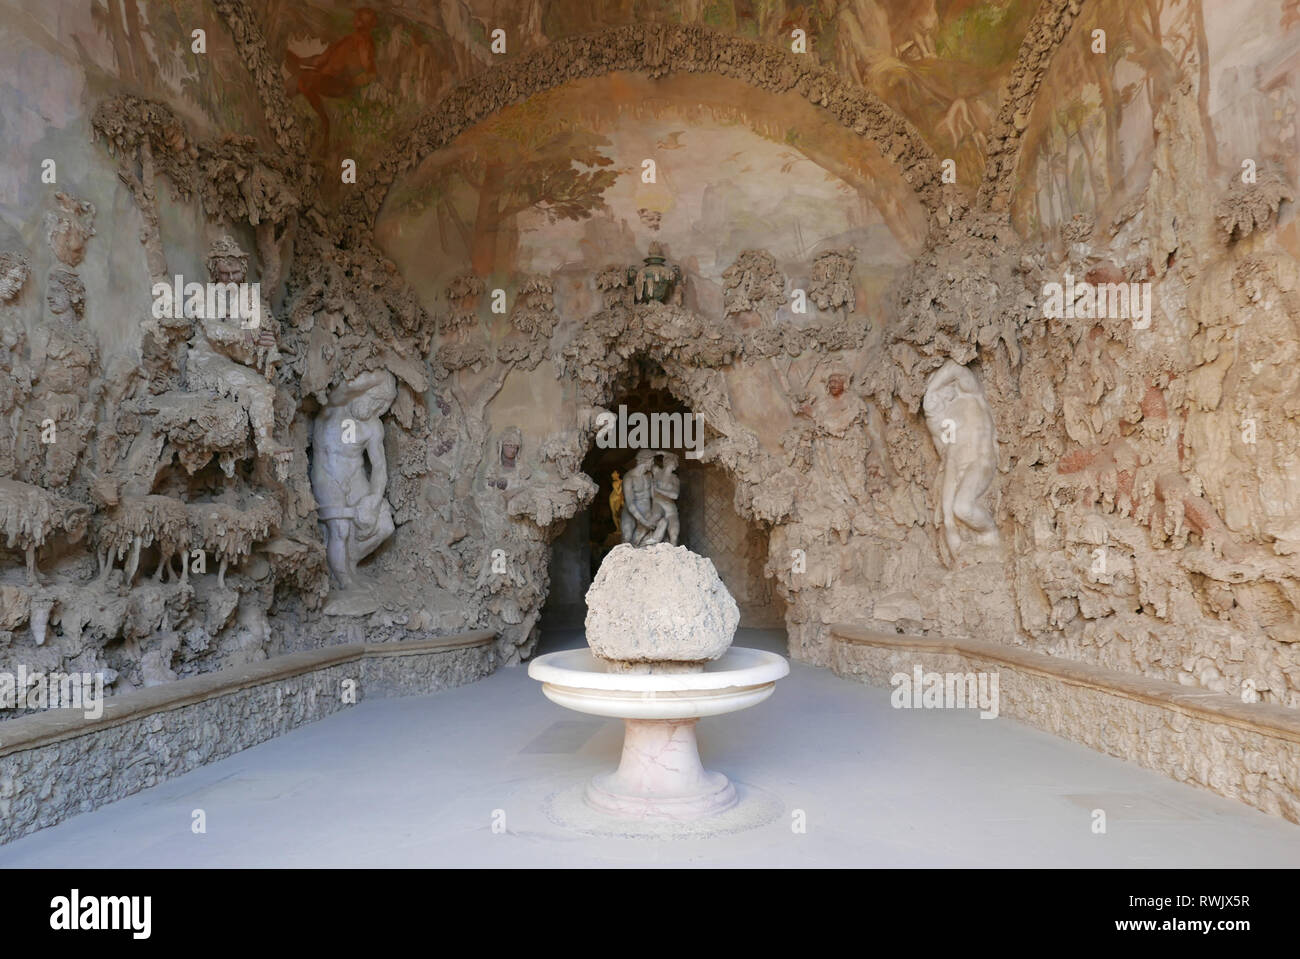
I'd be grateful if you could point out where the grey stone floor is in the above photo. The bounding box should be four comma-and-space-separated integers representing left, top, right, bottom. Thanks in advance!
3, 627, 1299, 867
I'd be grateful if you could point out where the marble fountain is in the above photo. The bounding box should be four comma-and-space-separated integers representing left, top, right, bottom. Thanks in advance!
528, 543, 789, 822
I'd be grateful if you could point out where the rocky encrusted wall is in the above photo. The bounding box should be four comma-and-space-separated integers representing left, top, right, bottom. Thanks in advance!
0, 0, 328, 708
767, 74, 1300, 715
1, 3, 1298, 732
0, 90, 324, 698
991, 91, 1300, 709
386, 12, 1300, 721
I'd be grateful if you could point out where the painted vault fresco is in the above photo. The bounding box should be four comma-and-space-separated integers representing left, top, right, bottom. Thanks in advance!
1012, 0, 1300, 253
375, 72, 927, 320
269, 0, 1035, 190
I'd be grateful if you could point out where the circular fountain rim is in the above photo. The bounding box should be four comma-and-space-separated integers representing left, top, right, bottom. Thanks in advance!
527, 646, 788, 692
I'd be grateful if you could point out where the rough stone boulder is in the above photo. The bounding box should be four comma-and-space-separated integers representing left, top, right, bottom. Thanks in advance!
584, 543, 739, 664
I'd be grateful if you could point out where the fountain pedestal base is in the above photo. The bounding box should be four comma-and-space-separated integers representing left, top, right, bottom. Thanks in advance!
528, 647, 789, 825
584, 718, 738, 821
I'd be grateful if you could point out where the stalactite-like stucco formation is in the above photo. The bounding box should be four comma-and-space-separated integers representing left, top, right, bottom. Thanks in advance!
2, 0, 1299, 800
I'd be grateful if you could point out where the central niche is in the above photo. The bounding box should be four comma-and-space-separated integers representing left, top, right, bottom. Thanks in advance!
542, 369, 783, 630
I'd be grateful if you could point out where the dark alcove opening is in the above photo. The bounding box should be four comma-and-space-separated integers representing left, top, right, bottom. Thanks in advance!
539, 366, 784, 636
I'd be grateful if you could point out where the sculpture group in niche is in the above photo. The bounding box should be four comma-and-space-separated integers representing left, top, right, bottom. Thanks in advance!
311, 370, 397, 590
923, 361, 999, 561
619, 450, 681, 547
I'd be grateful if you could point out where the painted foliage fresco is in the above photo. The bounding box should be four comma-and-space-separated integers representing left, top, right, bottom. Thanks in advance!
269, 0, 1035, 190
1012, 0, 1300, 251
375, 72, 927, 321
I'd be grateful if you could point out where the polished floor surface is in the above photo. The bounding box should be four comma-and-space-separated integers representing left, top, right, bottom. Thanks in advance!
3, 627, 1299, 867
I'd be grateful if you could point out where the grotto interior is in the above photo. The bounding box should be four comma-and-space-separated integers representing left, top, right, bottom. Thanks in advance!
3, 0, 1300, 869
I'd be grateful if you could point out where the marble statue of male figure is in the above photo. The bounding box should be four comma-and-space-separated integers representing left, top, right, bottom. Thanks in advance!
619, 449, 658, 546
647, 451, 680, 546
312, 370, 398, 589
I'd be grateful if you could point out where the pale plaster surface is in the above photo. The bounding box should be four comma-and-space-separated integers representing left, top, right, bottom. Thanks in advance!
3, 628, 1299, 868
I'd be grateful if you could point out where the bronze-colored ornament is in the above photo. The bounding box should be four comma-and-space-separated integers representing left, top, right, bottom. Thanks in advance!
627, 242, 682, 305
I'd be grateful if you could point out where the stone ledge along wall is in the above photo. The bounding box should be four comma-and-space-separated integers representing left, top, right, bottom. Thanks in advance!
831, 628, 1300, 824
0, 0, 1297, 741
0, 633, 496, 844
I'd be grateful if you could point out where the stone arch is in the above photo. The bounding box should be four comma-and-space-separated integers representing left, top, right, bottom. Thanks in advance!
339, 22, 951, 245
541, 340, 787, 636
519, 296, 880, 647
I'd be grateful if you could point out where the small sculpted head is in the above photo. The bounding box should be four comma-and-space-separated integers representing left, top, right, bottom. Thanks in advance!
500, 426, 522, 468
44, 193, 96, 268
206, 235, 249, 285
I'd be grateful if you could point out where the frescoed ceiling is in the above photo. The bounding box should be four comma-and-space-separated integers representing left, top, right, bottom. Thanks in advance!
9, 1, 1290, 275
374, 71, 928, 318
266, 0, 1037, 192
371, 68, 930, 320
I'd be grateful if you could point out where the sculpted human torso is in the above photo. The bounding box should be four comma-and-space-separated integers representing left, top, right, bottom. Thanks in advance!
312, 408, 383, 518
923, 361, 999, 560
31, 325, 94, 397
648, 454, 680, 545
619, 454, 657, 546
618, 452, 680, 547
311, 371, 396, 590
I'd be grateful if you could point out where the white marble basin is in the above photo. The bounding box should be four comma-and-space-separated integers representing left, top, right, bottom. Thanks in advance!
528, 647, 789, 719
528, 647, 789, 821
